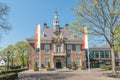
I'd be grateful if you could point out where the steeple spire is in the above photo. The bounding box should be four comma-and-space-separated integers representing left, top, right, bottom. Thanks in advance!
53, 11, 59, 30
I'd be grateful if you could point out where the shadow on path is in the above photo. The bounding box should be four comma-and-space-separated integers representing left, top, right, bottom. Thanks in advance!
18, 72, 77, 80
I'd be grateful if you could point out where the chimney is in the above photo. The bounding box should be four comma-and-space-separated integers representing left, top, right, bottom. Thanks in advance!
44, 23, 47, 28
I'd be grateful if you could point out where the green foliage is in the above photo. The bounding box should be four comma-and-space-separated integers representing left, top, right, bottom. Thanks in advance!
0, 67, 4, 71
72, 62, 77, 70
114, 25, 120, 51
34, 62, 39, 71
0, 68, 28, 74
81, 62, 86, 70
0, 73, 18, 80
0, 68, 28, 80
0, 41, 29, 67
10, 66, 21, 70
115, 66, 120, 71
47, 62, 51, 71
100, 65, 120, 71
100, 65, 112, 70
15, 41, 29, 67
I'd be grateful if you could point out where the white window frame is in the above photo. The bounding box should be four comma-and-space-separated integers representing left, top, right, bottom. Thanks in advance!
44, 58, 50, 66
67, 45, 72, 54
76, 58, 81, 66
67, 57, 72, 66
76, 45, 81, 54
44, 44, 50, 53
35, 58, 40, 67
56, 44, 61, 53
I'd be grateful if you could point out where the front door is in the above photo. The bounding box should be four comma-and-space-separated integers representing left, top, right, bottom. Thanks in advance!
56, 62, 62, 69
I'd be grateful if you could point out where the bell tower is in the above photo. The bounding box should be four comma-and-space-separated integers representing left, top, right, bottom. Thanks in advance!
53, 11, 59, 31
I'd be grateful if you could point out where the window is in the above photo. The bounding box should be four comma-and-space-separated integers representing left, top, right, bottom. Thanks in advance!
44, 44, 50, 53
35, 48, 40, 54
67, 57, 72, 66
67, 45, 72, 54
94, 51, 99, 58
90, 51, 94, 59
76, 45, 81, 54
56, 44, 61, 53
76, 58, 81, 66
34, 58, 40, 67
115, 52, 118, 58
45, 58, 49, 66
100, 51, 104, 58
104, 51, 109, 58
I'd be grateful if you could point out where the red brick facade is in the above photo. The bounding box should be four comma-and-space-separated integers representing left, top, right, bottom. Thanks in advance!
27, 42, 86, 69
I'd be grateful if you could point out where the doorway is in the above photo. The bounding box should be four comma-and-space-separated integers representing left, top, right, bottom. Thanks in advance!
56, 59, 62, 69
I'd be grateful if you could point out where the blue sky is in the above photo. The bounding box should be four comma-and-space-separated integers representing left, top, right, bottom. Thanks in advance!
0, 0, 77, 49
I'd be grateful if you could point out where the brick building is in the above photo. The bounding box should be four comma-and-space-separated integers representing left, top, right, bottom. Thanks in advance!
27, 12, 86, 69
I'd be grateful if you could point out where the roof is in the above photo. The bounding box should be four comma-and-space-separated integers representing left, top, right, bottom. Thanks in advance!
89, 48, 110, 51
27, 25, 82, 43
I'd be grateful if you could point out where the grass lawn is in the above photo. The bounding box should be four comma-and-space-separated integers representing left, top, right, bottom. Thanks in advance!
0, 67, 5, 72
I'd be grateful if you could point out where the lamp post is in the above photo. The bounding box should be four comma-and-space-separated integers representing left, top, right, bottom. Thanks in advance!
7, 51, 10, 71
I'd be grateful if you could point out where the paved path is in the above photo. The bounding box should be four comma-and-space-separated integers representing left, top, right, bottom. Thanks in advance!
18, 68, 120, 80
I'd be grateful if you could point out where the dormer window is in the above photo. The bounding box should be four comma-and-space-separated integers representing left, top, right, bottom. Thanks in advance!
42, 32, 47, 37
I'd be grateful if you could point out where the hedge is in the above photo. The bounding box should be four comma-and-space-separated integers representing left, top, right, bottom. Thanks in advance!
0, 73, 18, 80
0, 68, 28, 74
100, 65, 112, 70
100, 65, 120, 71
10, 66, 21, 69
115, 66, 120, 71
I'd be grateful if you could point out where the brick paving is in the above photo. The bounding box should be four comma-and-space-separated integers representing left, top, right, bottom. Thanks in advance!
18, 68, 120, 80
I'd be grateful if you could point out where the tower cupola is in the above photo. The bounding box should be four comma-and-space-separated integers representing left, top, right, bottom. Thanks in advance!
53, 12, 59, 30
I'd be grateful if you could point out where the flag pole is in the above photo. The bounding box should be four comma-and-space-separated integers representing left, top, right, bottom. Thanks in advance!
87, 48, 90, 72
82, 27, 90, 72
39, 24, 41, 69
34, 24, 41, 69
86, 27, 90, 72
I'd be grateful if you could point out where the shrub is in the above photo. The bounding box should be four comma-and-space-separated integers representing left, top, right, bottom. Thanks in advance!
47, 62, 51, 71
115, 66, 120, 71
100, 65, 120, 71
72, 62, 77, 70
81, 62, 86, 70
1, 68, 28, 74
100, 65, 112, 70
0, 73, 18, 80
10, 66, 21, 70
34, 62, 39, 71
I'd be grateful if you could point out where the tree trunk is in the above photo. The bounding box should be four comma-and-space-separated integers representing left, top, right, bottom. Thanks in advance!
111, 45, 116, 74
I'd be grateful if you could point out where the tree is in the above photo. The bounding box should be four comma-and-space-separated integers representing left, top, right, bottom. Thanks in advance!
0, 2, 10, 37
0, 45, 15, 66
6, 45, 15, 66
72, 0, 120, 74
114, 25, 120, 51
15, 41, 29, 67
0, 41, 29, 67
